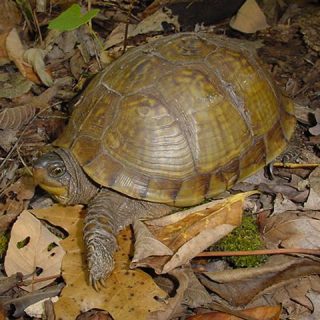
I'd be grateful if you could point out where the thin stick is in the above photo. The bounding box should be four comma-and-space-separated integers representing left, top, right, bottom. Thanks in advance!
196, 248, 320, 258
21, 274, 61, 286
273, 162, 320, 169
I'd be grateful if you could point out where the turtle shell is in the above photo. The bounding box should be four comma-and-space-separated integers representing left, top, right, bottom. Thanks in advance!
55, 32, 296, 206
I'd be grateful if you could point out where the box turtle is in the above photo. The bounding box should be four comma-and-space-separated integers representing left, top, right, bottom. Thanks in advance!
33, 32, 296, 287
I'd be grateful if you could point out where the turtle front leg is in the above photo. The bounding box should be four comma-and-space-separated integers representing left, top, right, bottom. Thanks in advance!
84, 188, 173, 289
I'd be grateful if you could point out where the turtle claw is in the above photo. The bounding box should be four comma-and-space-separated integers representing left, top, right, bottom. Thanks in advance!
90, 275, 105, 291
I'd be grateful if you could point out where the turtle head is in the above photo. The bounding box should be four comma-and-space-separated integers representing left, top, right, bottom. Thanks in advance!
33, 148, 98, 205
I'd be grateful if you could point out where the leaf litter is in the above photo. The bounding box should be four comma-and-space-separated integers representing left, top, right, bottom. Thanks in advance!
1, 0, 320, 319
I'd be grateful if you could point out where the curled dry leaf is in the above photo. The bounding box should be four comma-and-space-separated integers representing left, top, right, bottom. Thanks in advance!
5, 28, 41, 84
230, 0, 269, 33
33, 205, 167, 320
200, 255, 320, 306
132, 192, 255, 274
23, 49, 53, 87
0, 176, 35, 232
4, 210, 65, 292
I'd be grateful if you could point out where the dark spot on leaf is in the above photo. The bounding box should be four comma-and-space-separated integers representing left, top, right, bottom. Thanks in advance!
17, 236, 30, 248
35, 267, 43, 276
47, 242, 58, 251
8, 191, 18, 201
50, 252, 56, 257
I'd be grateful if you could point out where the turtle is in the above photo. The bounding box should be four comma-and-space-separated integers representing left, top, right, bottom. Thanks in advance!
33, 32, 296, 287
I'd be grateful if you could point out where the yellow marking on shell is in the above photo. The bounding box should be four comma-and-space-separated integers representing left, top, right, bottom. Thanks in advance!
157, 67, 252, 173
103, 93, 195, 179
206, 48, 279, 136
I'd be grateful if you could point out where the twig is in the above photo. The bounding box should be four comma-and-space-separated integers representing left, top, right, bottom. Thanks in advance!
273, 162, 320, 168
21, 274, 61, 286
196, 248, 320, 258
122, 0, 136, 54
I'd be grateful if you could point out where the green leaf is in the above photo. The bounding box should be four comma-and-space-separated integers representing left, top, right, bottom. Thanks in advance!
48, 4, 99, 31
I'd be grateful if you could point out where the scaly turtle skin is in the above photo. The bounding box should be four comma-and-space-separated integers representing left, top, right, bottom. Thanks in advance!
33, 32, 296, 287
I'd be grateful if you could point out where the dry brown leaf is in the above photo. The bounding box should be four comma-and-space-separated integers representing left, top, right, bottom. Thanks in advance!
104, 10, 179, 50
187, 304, 281, 320
263, 211, 320, 249
230, 0, 269, 33
0, 104, 36, 130
305, 291, 320, 319
200, 255, 320, 306
304, 189, 320, 210
33, 205, 167, 320
0, 176, 35, 232
132, 192, 255, 274
183, 267, 212, 308
0, 128, 18, 152
0, 73, 33, 99
6, 28, 27, 77
247, 275, 320, 318
304, 166, 320, 210
272, 193, 299, 215
0, 0, 21, 32
4, 210, 65, 292
5, 28, 41, 84
23, 49, 53, 87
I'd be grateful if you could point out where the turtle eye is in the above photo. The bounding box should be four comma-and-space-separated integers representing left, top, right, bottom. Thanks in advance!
49, 164, 66, 178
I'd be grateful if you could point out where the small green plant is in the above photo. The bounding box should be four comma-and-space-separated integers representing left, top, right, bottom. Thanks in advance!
0, 232, 9, 259
48, 4, 99, 32
214, 215, 267, 268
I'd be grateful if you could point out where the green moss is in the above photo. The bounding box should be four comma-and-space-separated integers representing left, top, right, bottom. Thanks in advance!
214, 215, 267, 268
0, 232, 9, 258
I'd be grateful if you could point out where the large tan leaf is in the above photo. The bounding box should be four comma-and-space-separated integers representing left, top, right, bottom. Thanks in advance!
200, 255, 320, 306
187, 304, 281, 320
4, 210, 65, 292
33, 205, 166, 320
132, 192, 255, 274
